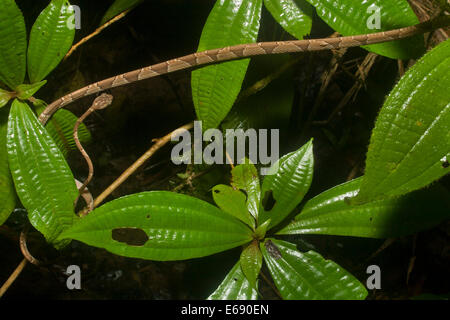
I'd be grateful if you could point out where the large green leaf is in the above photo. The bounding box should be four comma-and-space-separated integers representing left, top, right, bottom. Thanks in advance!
0, 0, 27, 89
231, 160, 260, 221
7, 99, 78, 246
278, 177, 450, 238
208, 261, 258, 300
27, 0, 75, 83
59, 191, 253, 261
191, 0, 262, 130
355, 39, 450, 204
0, 107, 16, 225
264, 0, 312, 39
34, 99, 91, 157
212, 184, 255, 229
259, 139, 314, 229
261, 239, 367, 300
100, 0, 144, 25
304, 0, 423, 59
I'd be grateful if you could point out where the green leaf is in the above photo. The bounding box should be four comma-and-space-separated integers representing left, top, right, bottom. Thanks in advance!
261, 239, 367, 300
0, 0, 27, 89
100, 0, 144, 25
255, 219, 270, 240
15, 80, 46, 100
264, 0, 313, 39
240, 240, 262, 288
0, 108, 16, 225
260, 139, 314, 229
304, 0, 424, 59
231, 159, 260, 221
34, 99, 91, 157
192, 0, 262, 130
212, 184, 255, 229
355, 39, 450, 204
6, 99, 78, 247
59, 191, 253, 261
27, 0, 75, 83
278, 177, 450, 238
208, 261, 258, 300
0, 88, 13, 108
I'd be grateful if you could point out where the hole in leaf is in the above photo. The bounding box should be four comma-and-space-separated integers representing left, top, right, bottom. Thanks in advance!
112, 228, 149, 246
265, 240, 282, 260
214, 189, 220, 193
262, 190, 276, 211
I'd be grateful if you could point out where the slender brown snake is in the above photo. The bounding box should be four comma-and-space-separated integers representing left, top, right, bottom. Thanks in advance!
38, 15, 450, 126
73, 93, 113, 212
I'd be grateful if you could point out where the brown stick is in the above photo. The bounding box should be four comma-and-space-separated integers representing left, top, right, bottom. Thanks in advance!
19, 225, 41, 266
0, 259, 27, 298
64, 10, 131, 61
93, 122, 194, 208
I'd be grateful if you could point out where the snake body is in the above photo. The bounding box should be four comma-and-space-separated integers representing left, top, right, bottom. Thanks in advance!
39, 17, 449, 125
73, 94, 113, 199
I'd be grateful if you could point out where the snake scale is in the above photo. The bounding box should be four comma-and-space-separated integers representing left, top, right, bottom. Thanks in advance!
38, 16, 449, 125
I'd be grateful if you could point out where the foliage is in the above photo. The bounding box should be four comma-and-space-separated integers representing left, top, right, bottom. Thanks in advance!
192, 0, 426, 130
303, 0, 424, 59
0, 0, 88, 225
0, 0, 449, 300
191, 0, 263, 130
0, 108, 15, 225
355, 39, 450, 203
0, 0, 27, 89
27, 0, 75, 83
7, 100, 78, 248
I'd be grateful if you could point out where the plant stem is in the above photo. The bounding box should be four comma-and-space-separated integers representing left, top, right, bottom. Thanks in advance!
0, 259, 27, 298
93, 122, 194, 208
64, 10, 131, 61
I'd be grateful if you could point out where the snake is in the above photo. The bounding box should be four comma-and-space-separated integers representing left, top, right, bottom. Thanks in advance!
72, 93, 113, 212
38, 16, 449, 126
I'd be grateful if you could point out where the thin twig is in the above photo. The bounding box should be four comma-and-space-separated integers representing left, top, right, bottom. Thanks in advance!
300, 42, 347, 137
314, 53, 377, 125
171, 169, 210, 192
93, 122, 194, 208
64, 10, 131, 61
0, 259, 27, 298
19, 225, 41, 266
365, 238, 397, 263
237, 55, 304, 103
225, 151, 235, 170
397, 60, 405, 77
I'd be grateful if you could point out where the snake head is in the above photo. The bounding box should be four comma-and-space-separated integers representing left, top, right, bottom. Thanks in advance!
93, 93, 113, 110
